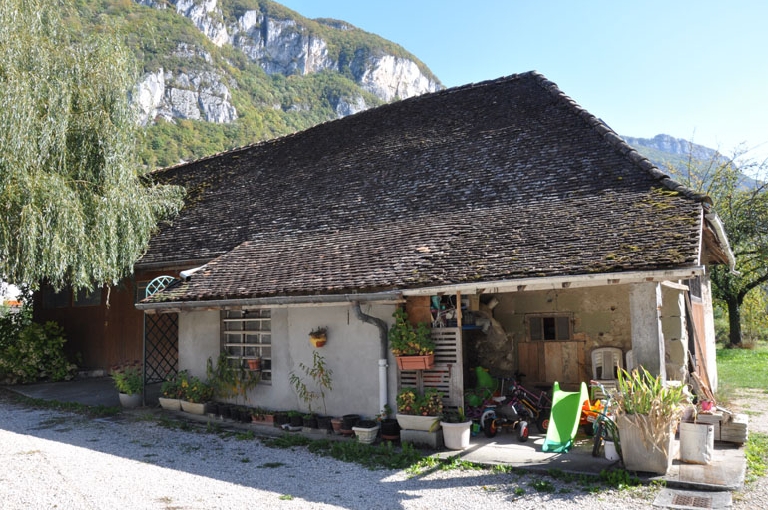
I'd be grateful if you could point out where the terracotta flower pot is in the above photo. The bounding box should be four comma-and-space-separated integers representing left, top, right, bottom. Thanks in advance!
395, 354, 435, 370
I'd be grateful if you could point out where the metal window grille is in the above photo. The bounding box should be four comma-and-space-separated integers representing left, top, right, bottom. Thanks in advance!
221, 309, 272, 383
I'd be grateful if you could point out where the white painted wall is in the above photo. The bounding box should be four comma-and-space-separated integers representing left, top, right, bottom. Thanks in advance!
177, 303, 398, 420
178, 309, 220, 378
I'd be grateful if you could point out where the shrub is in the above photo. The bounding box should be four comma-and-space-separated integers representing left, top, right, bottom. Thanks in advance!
0, 320, 78, 384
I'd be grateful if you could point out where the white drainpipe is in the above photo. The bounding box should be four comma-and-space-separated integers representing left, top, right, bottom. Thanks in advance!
352, 302, 390, 415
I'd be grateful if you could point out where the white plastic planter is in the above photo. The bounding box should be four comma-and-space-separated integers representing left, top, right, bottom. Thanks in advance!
440, 421, 471, 450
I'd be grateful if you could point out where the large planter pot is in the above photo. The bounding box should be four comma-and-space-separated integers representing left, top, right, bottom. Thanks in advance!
679, 421, 714, 465
316, 415, 333, 432
616, 414, 676, 474
119, 392, 142, 409
302, 415, 318, 429
440, 420, 472, 450
158, 397, 181, 411
396, 413, 441, 431
380, 418, 401, 440
395, 354, 435, 370
181, 400, 206, 415
352, 421, 380, 444
341, 414, 359, 436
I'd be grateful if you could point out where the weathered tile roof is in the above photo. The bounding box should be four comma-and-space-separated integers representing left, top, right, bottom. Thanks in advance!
141, 71, 715, 303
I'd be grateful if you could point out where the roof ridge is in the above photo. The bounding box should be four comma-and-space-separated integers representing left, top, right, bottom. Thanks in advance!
150, 73, 536, 176
528, 71, 711, 206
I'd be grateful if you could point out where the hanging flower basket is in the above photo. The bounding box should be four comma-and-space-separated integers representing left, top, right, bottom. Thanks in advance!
395, 354, 435, 370
309, 327, 327, 347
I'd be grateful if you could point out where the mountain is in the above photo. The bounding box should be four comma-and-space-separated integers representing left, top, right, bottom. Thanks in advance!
75, 1, 441, 168
622, 134, 727, 173
624, 134, 761, 190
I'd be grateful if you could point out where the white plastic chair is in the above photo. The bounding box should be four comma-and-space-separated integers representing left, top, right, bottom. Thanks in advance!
590, 347, 624, 401
591, 347, 624, 381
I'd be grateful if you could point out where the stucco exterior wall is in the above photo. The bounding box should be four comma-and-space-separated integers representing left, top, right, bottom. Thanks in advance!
177, 303, 397, 419
490, 286, 633, 377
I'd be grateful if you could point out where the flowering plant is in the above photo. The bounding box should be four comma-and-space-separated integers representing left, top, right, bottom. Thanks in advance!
179, 372, 213, 403
388, 308, 434, 356
160, 371, 184, 399
396, 387, 444, 416
110, 361, 143, 395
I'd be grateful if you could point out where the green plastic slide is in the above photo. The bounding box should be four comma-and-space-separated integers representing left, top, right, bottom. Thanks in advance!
541, 381, 589, 453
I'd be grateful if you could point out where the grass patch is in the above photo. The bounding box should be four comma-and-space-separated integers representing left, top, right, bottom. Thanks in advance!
717, 343, 768, 391
265, 433, 425, 470
2, 389, 121, 418
745, 432, 768, 483
258, 461, 286, 468
234, 430, 255, 441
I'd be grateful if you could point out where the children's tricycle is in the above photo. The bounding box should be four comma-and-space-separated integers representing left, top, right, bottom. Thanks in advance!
481, 396, 530, 442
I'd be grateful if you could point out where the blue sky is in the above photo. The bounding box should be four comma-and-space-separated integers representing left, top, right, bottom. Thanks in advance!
278, 1, 768, 163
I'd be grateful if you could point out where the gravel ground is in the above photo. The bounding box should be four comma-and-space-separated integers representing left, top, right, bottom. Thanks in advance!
0, 391, 765, 510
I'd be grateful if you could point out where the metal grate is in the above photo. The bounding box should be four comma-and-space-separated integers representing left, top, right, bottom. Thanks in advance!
143, 276, 179, 385
672, 494, 713, 509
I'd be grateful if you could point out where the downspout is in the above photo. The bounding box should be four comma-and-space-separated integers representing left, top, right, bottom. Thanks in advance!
352, 302, 389, 414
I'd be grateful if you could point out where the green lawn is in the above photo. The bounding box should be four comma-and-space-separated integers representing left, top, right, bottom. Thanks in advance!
716, 342, 768, 483
717, 342, 768, 391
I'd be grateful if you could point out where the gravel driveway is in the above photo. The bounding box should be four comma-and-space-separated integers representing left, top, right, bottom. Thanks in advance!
0, 391, 763, 509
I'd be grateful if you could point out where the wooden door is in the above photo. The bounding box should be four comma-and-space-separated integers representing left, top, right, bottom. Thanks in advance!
517, 340, 586, 390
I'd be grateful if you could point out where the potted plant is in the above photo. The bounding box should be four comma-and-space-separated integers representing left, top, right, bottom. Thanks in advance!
440, 407, 472, 449
179, 372, 214, 415
251, 407, 275, 425
378, 404, 400, 441
309, 327, 327, 348
389, 308, 436, 370
283, 410, 304, 431
396, 387, 443, 431
206, 351, 261, 409
110, 361, 143, 408
614, 367, 690, 474
159, 371, 183, 411
352, 419, 380, 444
289, 351, 333, 417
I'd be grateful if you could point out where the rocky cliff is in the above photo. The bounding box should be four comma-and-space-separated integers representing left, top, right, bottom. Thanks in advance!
130, 0, 440, 128
623, 134, 721, 162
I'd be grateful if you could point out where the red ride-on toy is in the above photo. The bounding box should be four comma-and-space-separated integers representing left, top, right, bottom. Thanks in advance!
482, 396, 530, 442
580, 398, 603, 436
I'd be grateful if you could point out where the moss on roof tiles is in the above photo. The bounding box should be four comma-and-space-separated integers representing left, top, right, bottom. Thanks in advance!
139, 71, 709, 303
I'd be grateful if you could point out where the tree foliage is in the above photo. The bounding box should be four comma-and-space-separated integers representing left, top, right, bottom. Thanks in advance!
666, 146, 768, 346
0, 0, 184, 291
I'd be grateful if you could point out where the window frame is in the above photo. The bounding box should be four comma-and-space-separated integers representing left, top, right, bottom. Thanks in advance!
526, 313, 573, 341
221, 308, 272, 383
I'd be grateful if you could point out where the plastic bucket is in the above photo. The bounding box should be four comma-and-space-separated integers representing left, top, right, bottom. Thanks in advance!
604, 440, 620, 461
679, 422, 714, 465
